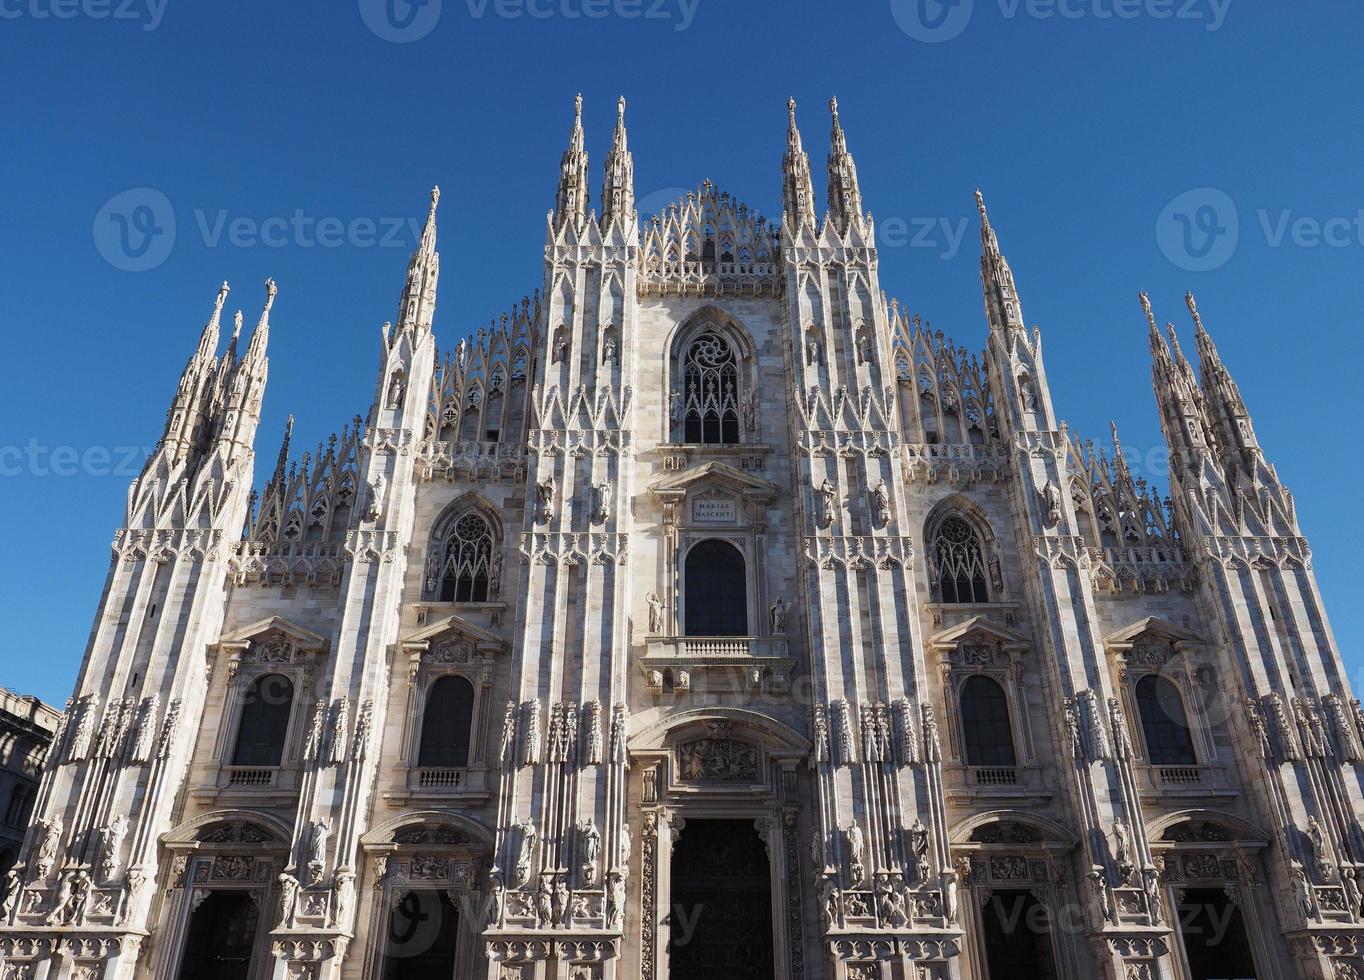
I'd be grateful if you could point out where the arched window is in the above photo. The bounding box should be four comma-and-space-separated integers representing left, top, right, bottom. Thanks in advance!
438, 512, 495, 603
684, 540, 747, 636
960, 675, 1016, 766
417, 677, 475, 769
682, 333, 740, 445
933, 514, 990, 603
231, 674, 294, 767
1135, 675, 1197, 765
3, 784, 30, 827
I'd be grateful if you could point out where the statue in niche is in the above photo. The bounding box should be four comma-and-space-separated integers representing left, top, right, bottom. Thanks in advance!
1342, 866, 1362, 916
1019, 373, 1038, 411
277, 873, 299, 927
579, 820, 601, 885
601, 334, 618, 364
818, 479, 837, 528
98, 815, 129, 882
768, 596, 790, 635
386, 370, 406, 409
365, 472, 386, 523
1039, 481, 1062, 528
1112, 817, 1134, 885
1, 867, 22, 918
870, 480, 891, 527
846, 822, 866, 884
668, 389, 684, 425
34, 816, 62, 878
805, 335, 821, 366
331, 868, 355, 928
536, 874, 554, 928
742, 391, 757, 431
515, 820, 538, 886
306, 819, 330, 883
551, 327, 569, 365
605, 869, 626, 929
535, 475, 555, 524
910, 819, 930, 882
645, 592, 665, 634
595, 482, 612, 524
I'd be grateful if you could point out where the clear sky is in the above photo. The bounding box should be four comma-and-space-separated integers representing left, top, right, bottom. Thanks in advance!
2, 0, 1361, 706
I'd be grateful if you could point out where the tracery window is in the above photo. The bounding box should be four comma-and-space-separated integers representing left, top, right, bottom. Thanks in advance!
684, 539, 748, 636
438, 512, 495, 603
1135, 675, 1197, 765
933, 514, 990, 603
417, 676, 475, 769
960, 675, 1017, 766
231, 673, 294, 768
682, 333, 740, 445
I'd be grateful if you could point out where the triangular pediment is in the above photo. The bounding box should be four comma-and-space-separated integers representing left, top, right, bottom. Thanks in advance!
1104, 617, 1203, 650
217, 616, 327, 651
929, 615, 1030, 652
402, 613, 507, 653
650, 460, 778, 499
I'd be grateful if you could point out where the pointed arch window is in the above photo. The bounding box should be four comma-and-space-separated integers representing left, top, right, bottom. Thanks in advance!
417, 676, 476, 769
439, 512, 495, 603
960, 675, 1016, 766
933, 514, 990, 603
1135, 675, 1197, 765
231, 673, 294, 767
682, 333, 740, 445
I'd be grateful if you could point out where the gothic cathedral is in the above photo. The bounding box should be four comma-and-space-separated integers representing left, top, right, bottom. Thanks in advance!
3, 96, 1361, 980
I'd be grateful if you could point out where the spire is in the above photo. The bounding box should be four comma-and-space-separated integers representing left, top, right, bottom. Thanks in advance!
782, 98, 817, 230
163, 281, 235, 464
397, 188, 441, 335
555, 94, 590, 229
1143, 292, 1211, 459
268, 414, 294, 493
1187, 291, 1261, 458
825, 97, 864, 233
601, 96, 635, 230
977, 191, 1024, 336
244, 278, 277, 365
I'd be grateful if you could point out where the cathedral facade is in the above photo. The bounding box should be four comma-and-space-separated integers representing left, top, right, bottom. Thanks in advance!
3, 95, 1362, 980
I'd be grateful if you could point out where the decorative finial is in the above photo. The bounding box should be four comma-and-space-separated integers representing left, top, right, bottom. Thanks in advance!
215, 281, 231, 310
974, 189, 987, 217
788, 97, 797, 118
1139, 292, 1157, 330
264, 277, 278, 307
232, 310, 244, 339
574, 93, 583, 119
829, 96, 839, 116
1185, 291, 1205, 332
617, 95, 626, 117
429, 186, 441, 214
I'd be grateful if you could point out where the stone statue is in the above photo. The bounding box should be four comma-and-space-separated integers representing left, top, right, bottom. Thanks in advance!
605, 869, 626, 929
99, 815, 130, 882
846, 822, 866, 883
818, 479, 837, 528
386, 370, 406, 409
332, 868, 355, 928
1112, 817, 1131, 872
1293, 863, 1317, 921
365, 472, 386, 523
515, 820, 538, 886
806, 336, 821, 366
645, 592, 665, 634
498, 699, 517, 767
811, 830, 826, 871
1307, 816, 1329, 877
487, 870, 506, 928
536, 874, 554, 928
1, 867, 22, 918
552, 876, 569, 927
536, 475, 556, 524
668, 389, 684, 424
277, 873, 299, 927
307, 819, 330, 880
1039, 481, 1062, 528
768, 596, 790, 635
742, 391, 757, 431
579, 819, 601, 884
1342, 866, 1362, 917
1142, 865, 1163, 925
595, 482, 612, 524
602, 335, 618, 364
870, 479, 891, 527
34, 816, 62, 878
910, 819, 930, 882
619, 823, 632, 868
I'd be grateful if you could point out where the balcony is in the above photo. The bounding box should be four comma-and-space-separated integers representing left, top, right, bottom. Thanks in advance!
1138, 762, 1236, 800
641, 636, 794, 696
414, 767, 466, 789
387, 765, 492, 806
222, 766, 277, 788
946, 764, 1049, 805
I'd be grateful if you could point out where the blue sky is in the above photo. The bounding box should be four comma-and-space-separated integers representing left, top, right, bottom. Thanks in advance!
2, 0, 1361, 705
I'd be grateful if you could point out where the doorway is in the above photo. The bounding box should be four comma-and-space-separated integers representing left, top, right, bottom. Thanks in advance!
1176, 887, 1258, 980
980, 889, 1058, 979
669, 819, 773, 980
380, 889, 461, 980
177, 891, 260, 980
